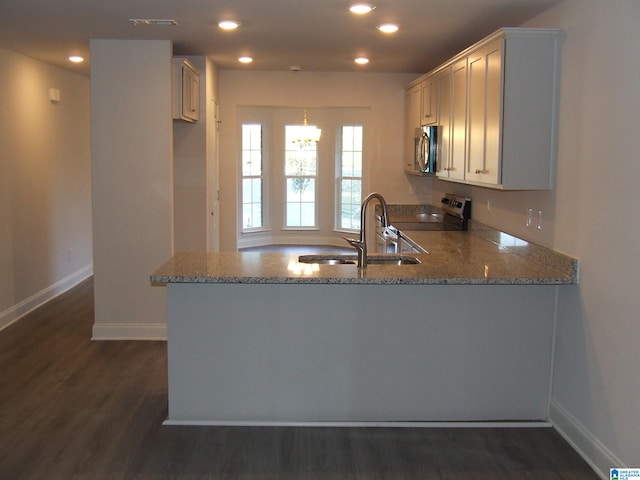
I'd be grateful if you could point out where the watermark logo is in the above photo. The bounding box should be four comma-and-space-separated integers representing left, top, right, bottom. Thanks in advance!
611, 468, 640, 480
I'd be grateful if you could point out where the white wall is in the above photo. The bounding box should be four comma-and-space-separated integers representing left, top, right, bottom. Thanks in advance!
173, 56, 219, 253
531, 1, 640, 473
90, 40, 174, 340
431, 0, 640, 473
0, 47, 93, 331
218, 71, 426, 251
205, 57, 221, 253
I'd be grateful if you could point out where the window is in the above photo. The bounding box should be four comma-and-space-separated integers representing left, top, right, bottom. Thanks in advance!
237, 107, 368, 249
284, 126, 317, 228
241, 124, 264, 231
337, 125, 363, 231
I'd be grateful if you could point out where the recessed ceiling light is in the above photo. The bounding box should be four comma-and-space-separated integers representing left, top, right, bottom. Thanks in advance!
377, 23, 399, 33
68, 56, 84, 63
355, 57, 369, 65
350, 4, 375, 14
238, 56, 253, 64
218, 20, 240, 30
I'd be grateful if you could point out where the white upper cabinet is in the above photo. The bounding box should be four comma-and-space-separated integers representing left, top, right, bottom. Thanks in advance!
467, 38, 502, 186
172, 58, 200, 122
407, 28, 561, 190
449, 58, 468, 182
436, 66, 452, 177
421, 75, 439, 126
404, 83, 422, 173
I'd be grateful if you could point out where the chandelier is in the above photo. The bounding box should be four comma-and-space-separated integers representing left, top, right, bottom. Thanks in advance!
290, 108, 322, 148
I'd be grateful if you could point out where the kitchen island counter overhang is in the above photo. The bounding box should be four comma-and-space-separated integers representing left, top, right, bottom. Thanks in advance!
151, 225, 577, 425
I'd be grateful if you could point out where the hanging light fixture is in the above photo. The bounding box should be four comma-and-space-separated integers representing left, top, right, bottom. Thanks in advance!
290, 108, 322, 148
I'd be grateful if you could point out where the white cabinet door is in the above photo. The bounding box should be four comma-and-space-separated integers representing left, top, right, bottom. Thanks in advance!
467, 39, 502, 186
182, 65, 199, 122
449, 58, 467, 181
421, 75, 439, 126
404, 84, 421, 172
172, 58, 200, 122
436, 66, 451, 178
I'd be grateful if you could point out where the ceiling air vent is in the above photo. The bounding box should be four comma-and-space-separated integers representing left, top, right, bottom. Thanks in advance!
129, 18, 177, 26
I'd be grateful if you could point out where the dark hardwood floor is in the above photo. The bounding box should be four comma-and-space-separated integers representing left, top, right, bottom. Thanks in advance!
0, 277, 600, 480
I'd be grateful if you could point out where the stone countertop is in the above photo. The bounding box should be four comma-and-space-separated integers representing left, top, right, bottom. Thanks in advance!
151, 222, 578, 286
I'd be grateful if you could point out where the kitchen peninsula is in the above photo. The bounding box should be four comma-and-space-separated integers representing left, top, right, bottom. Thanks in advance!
151, 223, 577, 426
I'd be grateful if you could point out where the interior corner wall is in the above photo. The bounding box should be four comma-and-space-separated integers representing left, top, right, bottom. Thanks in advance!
0, 46, 93, 332
205, 57, 221, 253
90, 40, 173, 340
173, 56, 210, 253
524, 1, 639, 475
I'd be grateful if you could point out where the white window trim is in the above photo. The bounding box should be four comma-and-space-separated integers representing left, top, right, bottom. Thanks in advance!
335, 124, 364, 233
239, 120, 270, 235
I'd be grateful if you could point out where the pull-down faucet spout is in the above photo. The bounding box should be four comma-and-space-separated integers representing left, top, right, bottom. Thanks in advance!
343, 192, 389, 268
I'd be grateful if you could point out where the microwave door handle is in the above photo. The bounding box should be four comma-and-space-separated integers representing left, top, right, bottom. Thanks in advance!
417, 132, 428, 171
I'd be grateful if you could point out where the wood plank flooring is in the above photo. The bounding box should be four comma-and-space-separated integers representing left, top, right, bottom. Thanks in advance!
0, 277, 600, 479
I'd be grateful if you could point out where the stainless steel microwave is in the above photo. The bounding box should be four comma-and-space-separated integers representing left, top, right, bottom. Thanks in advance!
406, 126, 438, 176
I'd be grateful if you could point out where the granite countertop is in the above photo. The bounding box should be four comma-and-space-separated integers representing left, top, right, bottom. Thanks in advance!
151, 221, 578, 286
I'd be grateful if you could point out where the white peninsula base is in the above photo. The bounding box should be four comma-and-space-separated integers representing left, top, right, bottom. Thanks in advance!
164, 283, 557, 426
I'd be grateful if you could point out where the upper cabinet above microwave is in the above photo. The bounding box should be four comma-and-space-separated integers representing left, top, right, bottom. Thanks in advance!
172, 58, 200, 122
406, 28, 561, 190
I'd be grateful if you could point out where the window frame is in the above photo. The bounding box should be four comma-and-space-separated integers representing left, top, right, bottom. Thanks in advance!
335, 124, 364, 233
283, 125, 319, 230
240, 123, 269, 233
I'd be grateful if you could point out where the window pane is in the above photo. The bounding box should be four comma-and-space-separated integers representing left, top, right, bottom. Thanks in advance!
251, 204, 262, 228
353, 152, 362, 176
251, 178, 262, 203
342, 152, 354, 176
286, 179, 315, 227
285, 149, 317, 176
242, 179, 252, 203
300, 203, 315, 226
286, 202, 301, 227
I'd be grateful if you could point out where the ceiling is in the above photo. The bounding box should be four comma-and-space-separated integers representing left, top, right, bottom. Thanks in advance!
0, 0, 562, 76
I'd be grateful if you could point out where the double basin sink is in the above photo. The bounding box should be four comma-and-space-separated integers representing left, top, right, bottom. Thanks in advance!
298, 254, 421, 266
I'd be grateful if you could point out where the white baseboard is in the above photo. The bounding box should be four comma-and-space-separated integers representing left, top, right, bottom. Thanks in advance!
550, 399, 621, 480
91, 322, 167, 341
164, 419, 552, 428
0, 264, 93, 332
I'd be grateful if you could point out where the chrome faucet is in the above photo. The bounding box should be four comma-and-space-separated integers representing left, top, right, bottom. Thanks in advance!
343, 192, 389, 268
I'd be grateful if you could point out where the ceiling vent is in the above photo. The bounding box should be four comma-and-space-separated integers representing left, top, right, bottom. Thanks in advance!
129, 18, 178, 26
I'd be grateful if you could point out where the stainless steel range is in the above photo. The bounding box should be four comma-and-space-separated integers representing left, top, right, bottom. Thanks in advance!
390, 194, 472, 232
376, 194, 472, 253
440, 193, 472, 231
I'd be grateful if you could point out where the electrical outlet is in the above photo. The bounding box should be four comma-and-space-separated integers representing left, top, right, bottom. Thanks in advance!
537, 210, 543, 230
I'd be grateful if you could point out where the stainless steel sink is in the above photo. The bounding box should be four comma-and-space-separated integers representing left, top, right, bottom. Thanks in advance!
298, 254, 421, 266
